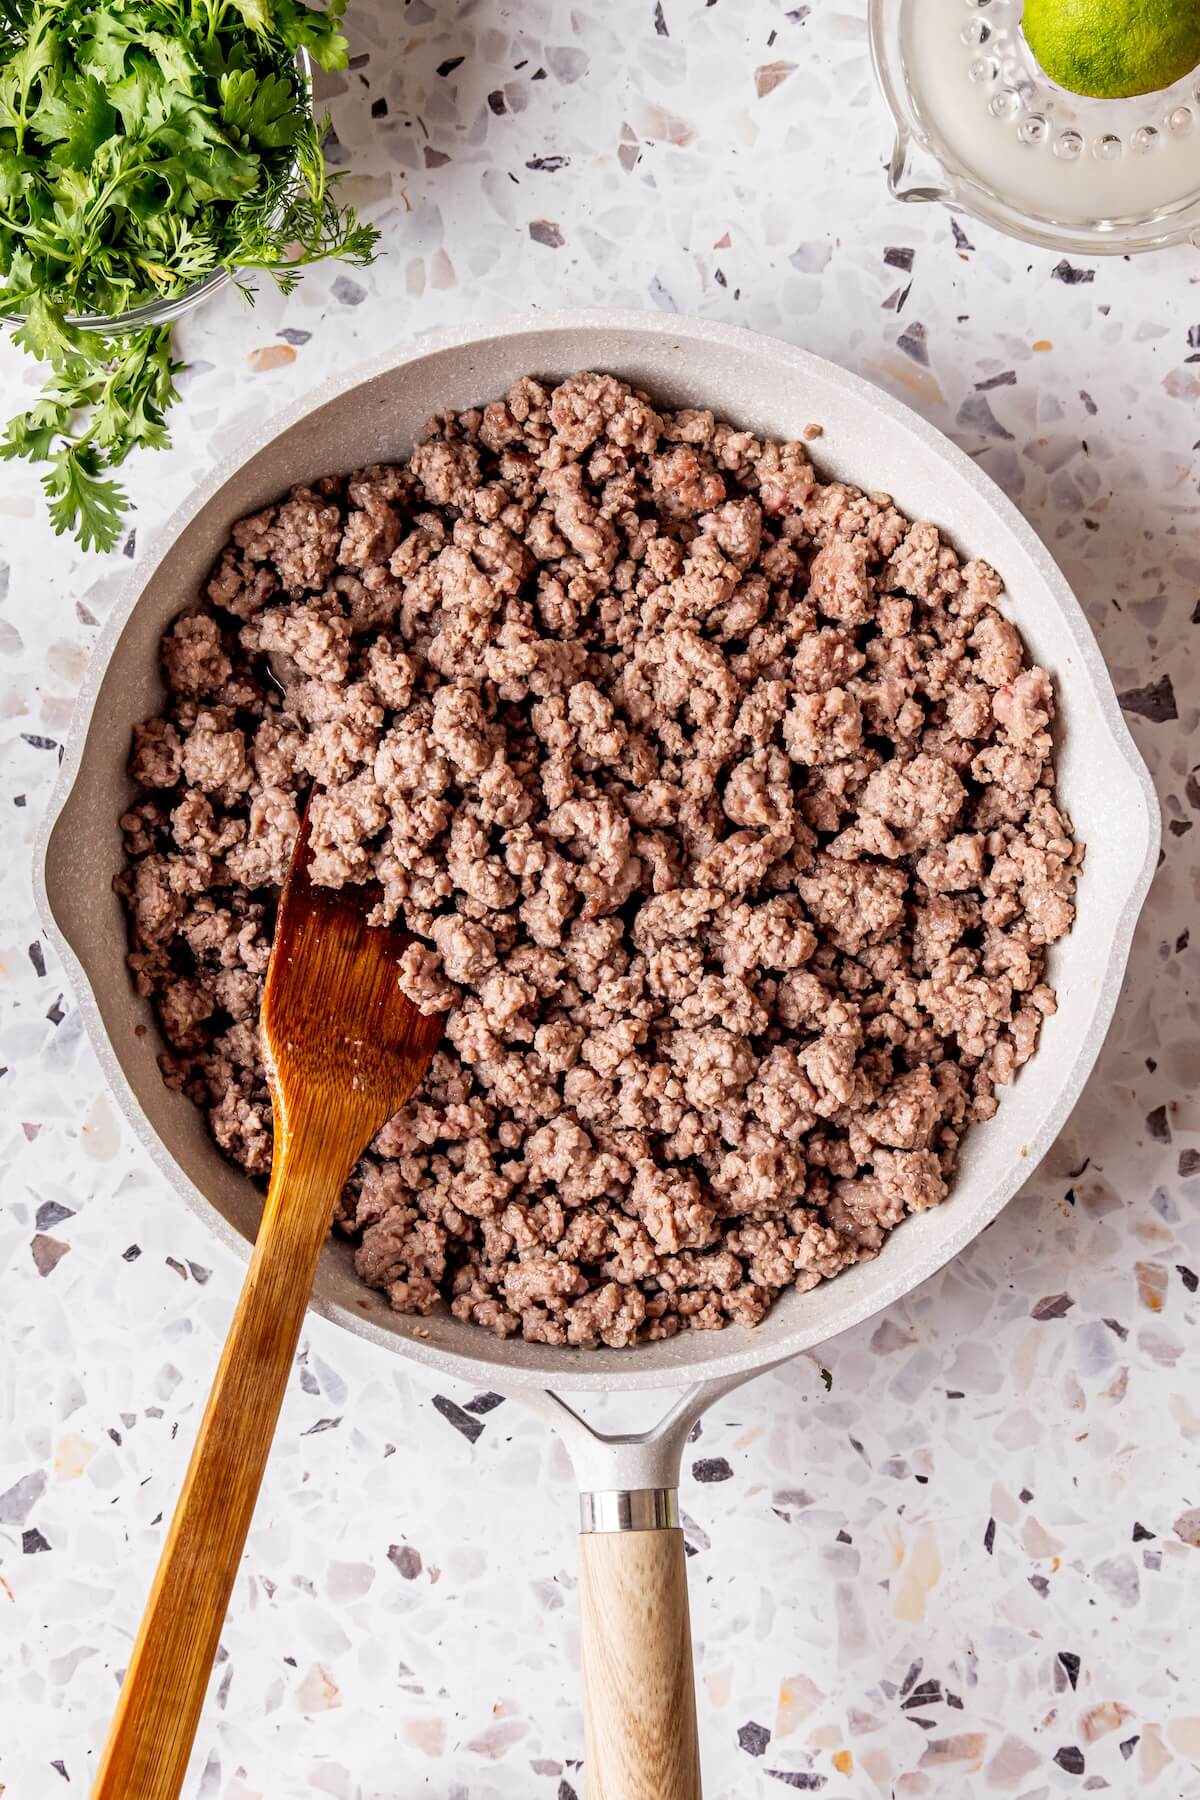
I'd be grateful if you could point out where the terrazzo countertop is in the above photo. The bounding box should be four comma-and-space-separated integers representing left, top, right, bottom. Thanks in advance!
2, 1, 1199, 1795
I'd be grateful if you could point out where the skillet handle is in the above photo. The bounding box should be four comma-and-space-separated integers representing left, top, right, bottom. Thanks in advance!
578, 1498, 701, 1800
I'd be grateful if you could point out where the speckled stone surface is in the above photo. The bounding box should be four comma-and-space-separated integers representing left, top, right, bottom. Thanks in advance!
2, 3, 1199, 1796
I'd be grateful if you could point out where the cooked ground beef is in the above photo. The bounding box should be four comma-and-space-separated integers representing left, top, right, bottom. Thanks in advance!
118, 372, 1082, 1349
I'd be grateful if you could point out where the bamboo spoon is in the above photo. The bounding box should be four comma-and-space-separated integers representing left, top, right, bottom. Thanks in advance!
92, 810, 444, 1800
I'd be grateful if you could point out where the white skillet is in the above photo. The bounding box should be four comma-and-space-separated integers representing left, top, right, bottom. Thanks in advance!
35, 310, 1159, 1796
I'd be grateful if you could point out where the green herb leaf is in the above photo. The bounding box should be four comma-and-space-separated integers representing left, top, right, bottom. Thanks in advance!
0, 242, 37, 305
91, 329, 180, 462
27, 64, 75, 140
219, 67, 302, 148
141, 29, 199, 89
77, 13, 197, 91
72, 11, 136, 86
223, 0, 275, 35
269, 0, 349, 69
1, 0, 377, 549
42, 443, 128, 552
0, 143, 39, 199
11, 289, 81, 365
0, 388, 76, 462
59, 73, 117, 167
0, 10, 56, 136
160, 148, 261, 208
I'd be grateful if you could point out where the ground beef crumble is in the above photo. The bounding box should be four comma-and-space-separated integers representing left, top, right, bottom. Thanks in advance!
118, 372, 1082, 1349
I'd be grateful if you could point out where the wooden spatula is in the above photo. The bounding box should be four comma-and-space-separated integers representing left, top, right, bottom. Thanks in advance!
93, 810, 444, 1800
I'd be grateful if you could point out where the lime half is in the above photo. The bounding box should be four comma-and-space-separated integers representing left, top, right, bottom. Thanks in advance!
1023, 0, 1200, 97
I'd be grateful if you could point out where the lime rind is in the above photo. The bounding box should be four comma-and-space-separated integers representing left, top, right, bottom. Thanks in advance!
1023, 0, 1200, 98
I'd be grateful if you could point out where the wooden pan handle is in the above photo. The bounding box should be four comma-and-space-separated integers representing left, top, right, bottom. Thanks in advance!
578, 1525, 702, 1800
91, 1120, 350, 1800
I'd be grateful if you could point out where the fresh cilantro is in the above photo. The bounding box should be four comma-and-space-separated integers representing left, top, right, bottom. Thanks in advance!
268, 0, 349, 68
12, 290, 82, 366
2, 325, 180, 548
60, 74, 117, 166
819, 1366, 833, 1391
219, 67, 303, 148
42, 442, 128, 550
0, 0, 376, 549
223, 0, 274, 33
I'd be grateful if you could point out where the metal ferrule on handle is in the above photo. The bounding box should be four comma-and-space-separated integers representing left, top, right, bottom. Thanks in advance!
579, 1488, 678, 1533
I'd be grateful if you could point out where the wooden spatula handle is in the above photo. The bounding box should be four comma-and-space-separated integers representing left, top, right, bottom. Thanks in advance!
92, 1117, 353, 1800
578, 1525, 702, 1800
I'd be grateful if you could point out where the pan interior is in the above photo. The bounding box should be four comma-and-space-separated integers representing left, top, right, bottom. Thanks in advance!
39, 313, 1159, 1393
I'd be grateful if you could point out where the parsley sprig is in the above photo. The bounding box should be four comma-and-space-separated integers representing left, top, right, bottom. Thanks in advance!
0, 0, 378, 550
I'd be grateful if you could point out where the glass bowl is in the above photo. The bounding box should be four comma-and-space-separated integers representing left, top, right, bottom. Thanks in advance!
869, 0, 1200, 254
65, 269, 235, 335
3, 48, 312, 338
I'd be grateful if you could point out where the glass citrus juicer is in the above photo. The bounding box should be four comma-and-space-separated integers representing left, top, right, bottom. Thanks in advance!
870, 0, 1200, 252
